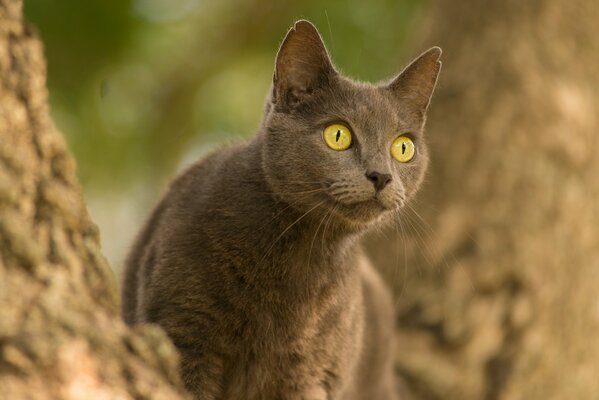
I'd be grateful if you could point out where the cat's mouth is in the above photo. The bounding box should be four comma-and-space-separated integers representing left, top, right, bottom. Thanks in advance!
325, 186, 403, 208
358, 197, 392, 210
322, 193, 399, 226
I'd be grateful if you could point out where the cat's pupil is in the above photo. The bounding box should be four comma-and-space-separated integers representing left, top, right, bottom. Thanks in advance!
336, 130, 341, 142
402, 143, 406, 154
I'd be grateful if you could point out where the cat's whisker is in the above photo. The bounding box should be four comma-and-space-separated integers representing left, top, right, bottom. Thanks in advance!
401, 205, 460, 283
259, 200, 327, 268
253, 195, 330, 251
374, 212, 398, 282
307, 206, 333, 268
394, 210, 409, 304
253, 188, 327, 196
404, 203, 476, 290
404, 204, 449, 271
321, 203, 338, 255
255, 201, 298, 233
242, 179, 329, 185
408, 201, 481, 255
396, 209, 433, 275
404, 203, 437, 236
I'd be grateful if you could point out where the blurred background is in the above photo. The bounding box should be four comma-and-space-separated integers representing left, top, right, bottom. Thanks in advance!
23, 0, 599, 399
24, 0, 425, 271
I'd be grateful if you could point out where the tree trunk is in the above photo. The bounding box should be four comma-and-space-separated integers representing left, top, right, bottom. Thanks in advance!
367, 0, 599, 399
0, 1, 188, 398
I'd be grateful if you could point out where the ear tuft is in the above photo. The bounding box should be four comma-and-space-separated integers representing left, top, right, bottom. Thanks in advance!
292, 19, 321, 37
387, 47, 442, 114
273, 20, 335, 106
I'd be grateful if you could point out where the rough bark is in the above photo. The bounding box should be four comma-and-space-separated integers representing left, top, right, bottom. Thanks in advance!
0, 1, 188, 398
367, 0, 599, 399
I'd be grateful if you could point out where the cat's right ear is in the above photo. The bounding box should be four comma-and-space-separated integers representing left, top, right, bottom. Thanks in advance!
272, 20, 336, 108
387, 47, 442, 117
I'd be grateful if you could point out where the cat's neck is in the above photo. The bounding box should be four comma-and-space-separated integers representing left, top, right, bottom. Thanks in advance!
230, 136, 363, 298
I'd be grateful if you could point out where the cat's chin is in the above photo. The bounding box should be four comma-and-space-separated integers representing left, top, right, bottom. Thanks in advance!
327, 198, 398, 231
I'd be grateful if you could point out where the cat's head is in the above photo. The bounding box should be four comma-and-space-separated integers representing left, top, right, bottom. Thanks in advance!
261, 20, 441, 229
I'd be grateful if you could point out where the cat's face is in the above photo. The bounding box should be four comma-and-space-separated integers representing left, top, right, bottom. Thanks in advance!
262, 21, 441, 229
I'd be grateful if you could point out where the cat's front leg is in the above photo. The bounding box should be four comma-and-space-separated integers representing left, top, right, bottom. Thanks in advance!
276, 385, 328, 400
273, 365, 346, 400
294, 386, 328, 400
149, 307, 226, 399
178, 349, 225, 400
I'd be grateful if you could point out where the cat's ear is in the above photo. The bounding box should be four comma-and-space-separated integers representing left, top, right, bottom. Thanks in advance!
387, 47, 442, 115
272, 20, 336, 106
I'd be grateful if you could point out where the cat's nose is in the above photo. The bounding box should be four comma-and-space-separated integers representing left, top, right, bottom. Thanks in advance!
365, 171, 392, 192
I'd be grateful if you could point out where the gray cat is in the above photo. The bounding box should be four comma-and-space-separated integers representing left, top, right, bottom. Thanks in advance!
122, 20, 441, 400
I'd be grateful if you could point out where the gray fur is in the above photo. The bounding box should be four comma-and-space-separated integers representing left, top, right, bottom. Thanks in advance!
122, 20, 441, 400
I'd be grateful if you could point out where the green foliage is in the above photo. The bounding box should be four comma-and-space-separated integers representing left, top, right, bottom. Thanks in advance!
25, 0, 426, 190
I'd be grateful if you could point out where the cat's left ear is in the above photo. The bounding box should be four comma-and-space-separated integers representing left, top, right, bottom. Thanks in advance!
272, 20, 336, 107
387, 47, 442, 116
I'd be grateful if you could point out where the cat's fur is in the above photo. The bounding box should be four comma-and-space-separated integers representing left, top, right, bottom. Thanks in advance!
122, 20, 441, 400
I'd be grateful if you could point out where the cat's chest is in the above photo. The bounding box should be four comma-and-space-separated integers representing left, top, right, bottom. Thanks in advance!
225, 273, 364, 400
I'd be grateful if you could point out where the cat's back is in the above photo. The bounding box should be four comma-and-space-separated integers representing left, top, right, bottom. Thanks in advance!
121, 139, 260, 324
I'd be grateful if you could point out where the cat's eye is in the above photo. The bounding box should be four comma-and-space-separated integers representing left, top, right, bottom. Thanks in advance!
323, 124, 352, 151
391, 136, 415, 162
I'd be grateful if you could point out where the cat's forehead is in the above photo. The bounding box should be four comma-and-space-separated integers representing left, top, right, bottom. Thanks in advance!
327, 80, 406, 134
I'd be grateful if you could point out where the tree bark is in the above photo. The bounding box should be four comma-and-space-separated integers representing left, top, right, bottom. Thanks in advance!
0, 1, 188, 398
367, 0, 599, 399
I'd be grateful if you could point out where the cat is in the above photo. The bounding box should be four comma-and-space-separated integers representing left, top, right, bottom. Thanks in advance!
122, 20, 441, 400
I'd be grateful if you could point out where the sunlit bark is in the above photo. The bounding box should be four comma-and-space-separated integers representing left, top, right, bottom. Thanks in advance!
0, 1, 188, 398
368, 0, 599, 398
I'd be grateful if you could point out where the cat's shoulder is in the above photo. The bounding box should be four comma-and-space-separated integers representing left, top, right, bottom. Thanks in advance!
171, 139, 255, 190
160, 138, 262, 216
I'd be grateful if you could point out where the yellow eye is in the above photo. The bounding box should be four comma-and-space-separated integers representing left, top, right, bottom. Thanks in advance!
391, 136, 415, 162
323, 124, 352, 151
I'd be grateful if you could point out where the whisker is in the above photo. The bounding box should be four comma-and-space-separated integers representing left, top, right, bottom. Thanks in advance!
404, 203, 437, 236
241, 179, 329, 185
402, 204, 476, 291
308, 206, 333, 268
395, 210, 409, 304
397, 209, 435, 274
252, 188, 327, 196
254, 194, 324, 234
321, 203, 338, 255
258, 200, 326, 267
404, 204, 450, 271
255, 201, 297, 233
408, 204, 477, 291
